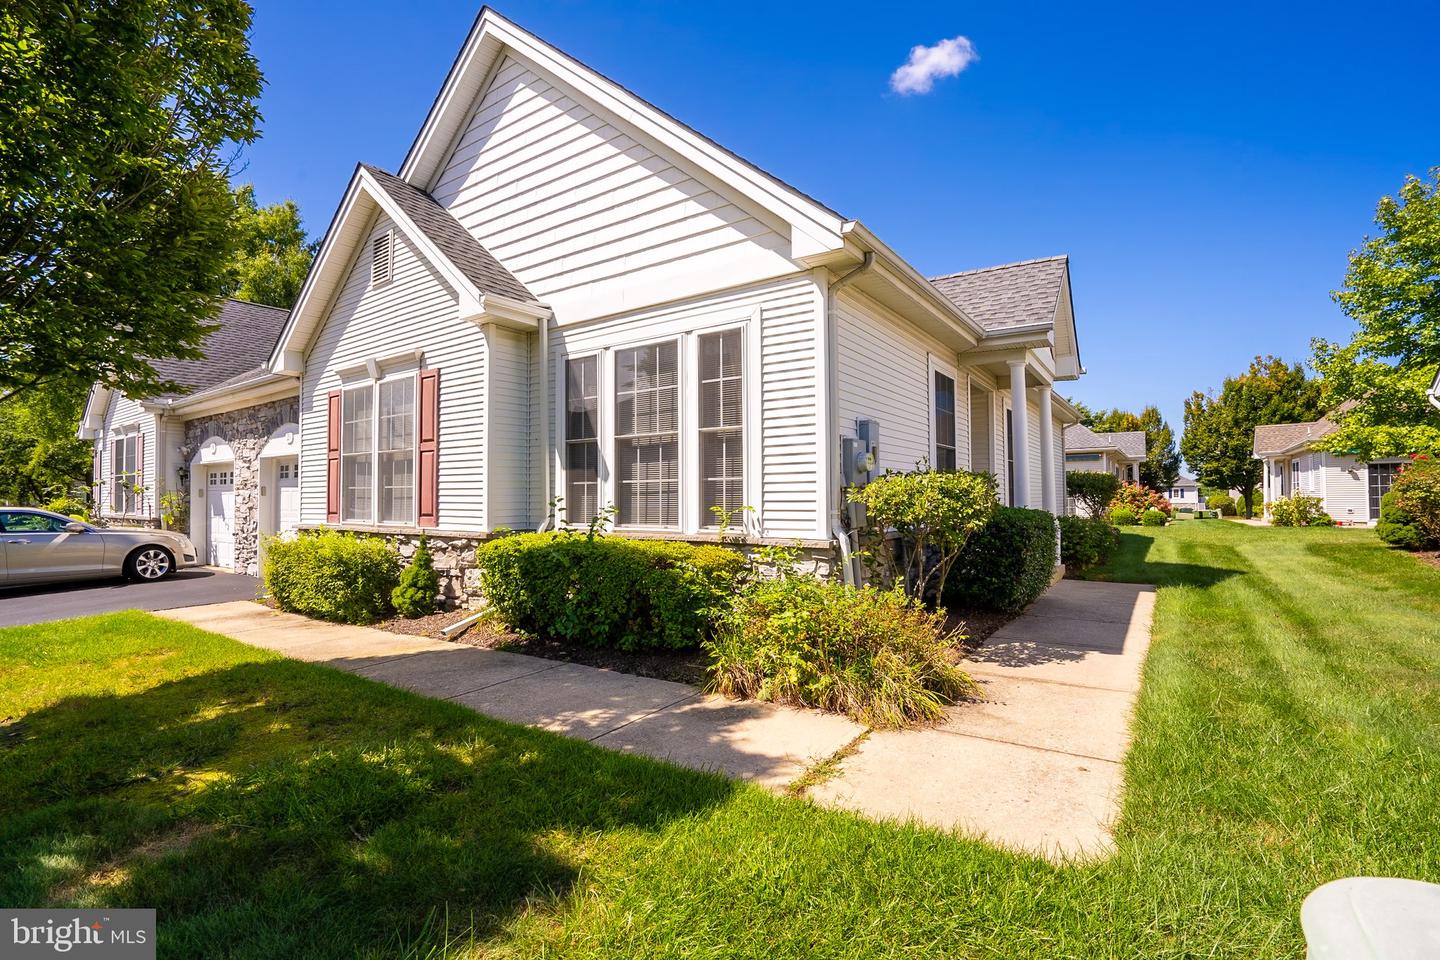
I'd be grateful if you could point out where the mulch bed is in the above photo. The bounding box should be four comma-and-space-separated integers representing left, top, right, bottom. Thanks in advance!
1414, 550, 1440, 570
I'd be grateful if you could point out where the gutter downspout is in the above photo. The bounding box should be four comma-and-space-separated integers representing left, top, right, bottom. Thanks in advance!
535, 310, 554, 532
826, 251, 875, 586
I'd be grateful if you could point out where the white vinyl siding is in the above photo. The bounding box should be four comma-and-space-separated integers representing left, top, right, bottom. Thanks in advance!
429, 54, 795, 324
1319, 452, 1371, 523
486, 325, 533, 529
97, 394, 156, 519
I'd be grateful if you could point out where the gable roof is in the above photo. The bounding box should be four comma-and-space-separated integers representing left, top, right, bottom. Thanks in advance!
928, 256, 1069, 332
1065, 423, 1147, 460
360, 164, 532, 303
1252, 416, 1339, 457
151, 299, 289, 396
1173, 473, 1198, 487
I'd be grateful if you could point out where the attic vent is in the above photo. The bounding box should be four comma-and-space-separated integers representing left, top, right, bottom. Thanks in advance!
371, 230, 394, 287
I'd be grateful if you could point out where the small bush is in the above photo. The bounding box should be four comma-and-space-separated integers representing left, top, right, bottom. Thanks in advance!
391, 537, 440, 618
1109, 506, 1138, 526
1391, 455, 1440, 546
707, 577, 974, 728
1207, 493, 1237, 516
1112, 481, 1173, 518
265, 531, 401, 624
1377, 491, 1429, 550
1066, 471, 1120, 518
1059, 515, 1119, 570
1269, 494, 1333, 527
476, 531, 745, 650
1141, 508, 1167, 527
45, 495, 87, 519
943, 507, 1056, 614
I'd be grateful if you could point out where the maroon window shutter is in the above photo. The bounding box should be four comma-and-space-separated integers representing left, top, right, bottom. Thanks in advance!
93, 442, 103, 508
136, 432, 145, 516
326, 391, 342, 522
417, 368, 440, 527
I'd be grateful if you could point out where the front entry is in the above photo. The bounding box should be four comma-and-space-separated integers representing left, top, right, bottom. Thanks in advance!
206, 467, 236, 568
276, 458, 300, 536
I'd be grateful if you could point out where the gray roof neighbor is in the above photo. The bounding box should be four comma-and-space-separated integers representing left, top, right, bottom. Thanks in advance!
928, 256, 1068, 332
1065, 423, 1147, 460
149, 299, 290, 396
361, 164, 536, 304
1252, 417, 1338, 457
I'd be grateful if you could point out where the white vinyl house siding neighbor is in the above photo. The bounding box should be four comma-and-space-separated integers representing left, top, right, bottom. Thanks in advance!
98, 394, 157, 520
429, 55, 797, 324
1320, 452, 1371, 522
299, 216, 489, 532
485, 324, 533, 529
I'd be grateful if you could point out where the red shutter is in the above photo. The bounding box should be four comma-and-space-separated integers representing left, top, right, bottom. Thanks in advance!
93, 441, 103, 511
417, 368, 440, 527
326, 391, 341, 523
136, 432, 145, 517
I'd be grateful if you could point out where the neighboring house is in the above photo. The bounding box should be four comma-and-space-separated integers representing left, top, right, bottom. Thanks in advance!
83, 10, 1089, 596
1252, 411, 1405, 525
1062, 424, 1146, 483
79, 299, 299, 575
1166, 474, 1204, 510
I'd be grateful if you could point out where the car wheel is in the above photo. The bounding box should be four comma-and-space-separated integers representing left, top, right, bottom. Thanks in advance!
125, 546, 174, 582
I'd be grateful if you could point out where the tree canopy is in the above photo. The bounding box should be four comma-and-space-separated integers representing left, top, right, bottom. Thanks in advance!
225, 184, 316, 308
1181, 356, 1322, 517
0, 0, 263, 404
1083, 405, 1181, 490
0, 385, 91, 506
1311, 169, 1440, 460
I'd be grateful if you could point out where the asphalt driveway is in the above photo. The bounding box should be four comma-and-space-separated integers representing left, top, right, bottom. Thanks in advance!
0, 570, 261, 628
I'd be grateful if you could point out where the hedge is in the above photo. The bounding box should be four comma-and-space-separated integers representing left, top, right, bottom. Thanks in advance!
1059, 515, 1119, 570
476, 531, 746, 650
265, 531, 401, 624
943, 507, 1056, 613
1377, 490, 1433, 550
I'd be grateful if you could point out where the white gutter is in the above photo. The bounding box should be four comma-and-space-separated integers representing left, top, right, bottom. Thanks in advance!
826, 252, 875, 587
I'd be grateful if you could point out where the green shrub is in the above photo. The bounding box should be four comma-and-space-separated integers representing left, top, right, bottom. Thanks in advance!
44, 495, 87, 519
476, 531, 745, 650
1141, 508, 1167, 527
1065, 471, 1120, 518
707, 576, 974, 728
943, 507, 1056, 614
1109, 506, 1138, 526
391, 536, 441, 618
1376, 491, 1429, 550
1059, 515, 1119, 570
1269, 494, 1332, 527
1391, 455, 1440, 546
265, 531, 401, 624
1207, 493, 1237, 516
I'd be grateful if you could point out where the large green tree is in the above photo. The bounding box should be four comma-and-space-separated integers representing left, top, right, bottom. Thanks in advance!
225, 184, 316, 308
1085, 406, 1181, 490
0, 385, 92, 505
1182, 357, 1323, 517
1311, 169, 1440, 460
0, 0, 263, 404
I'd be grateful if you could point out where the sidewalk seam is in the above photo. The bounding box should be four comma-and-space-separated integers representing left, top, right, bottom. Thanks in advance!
585, 692, 704, 742
439, 662, 565, 701
929, 727, 1123, 765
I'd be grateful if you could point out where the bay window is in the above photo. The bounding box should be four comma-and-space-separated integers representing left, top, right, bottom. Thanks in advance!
615, 341, 679, 526
342, 373, 416, 525
933, 370, 957, 471
699, 329, 744, 523
565, 356, 600, 525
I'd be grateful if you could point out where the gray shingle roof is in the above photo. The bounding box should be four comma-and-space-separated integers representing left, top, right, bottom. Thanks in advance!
149, 299, 289, 396
1065, 423, 1147, 460
1252, 417, 1338, 457
928, 256, 1068, 332
361, 164, 535, 304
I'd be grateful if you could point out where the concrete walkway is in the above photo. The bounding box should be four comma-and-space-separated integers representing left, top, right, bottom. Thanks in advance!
157, 602, 862, 791
810, 579, 1155, 860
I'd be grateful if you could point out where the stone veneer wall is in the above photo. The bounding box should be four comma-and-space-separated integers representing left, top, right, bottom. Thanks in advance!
181, 397, 300, 576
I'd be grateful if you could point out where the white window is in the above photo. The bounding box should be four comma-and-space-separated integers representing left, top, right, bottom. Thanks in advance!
933, 370, 957, 471
615, 341, 679, 526
565, 356, 600, 525
1005, 408, 1016, 505
371, 230, 393, 287
110, 434, 138, 514
699, 329, 744, 524
342, 374, 416, 525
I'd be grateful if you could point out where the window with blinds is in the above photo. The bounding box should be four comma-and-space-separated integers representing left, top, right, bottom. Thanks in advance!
565, 356, 600, 525
341, 384, 374, 522
615, 341, 679, 526
371, 230, 393, 287
699, 329, 744, 523
110, 434, 137, 514
377, 377, 415, 523
933, 370, 956, 471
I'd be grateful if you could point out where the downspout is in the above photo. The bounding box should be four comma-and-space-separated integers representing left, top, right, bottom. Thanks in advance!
826, 251, 875, 586
535, 310, 554, 532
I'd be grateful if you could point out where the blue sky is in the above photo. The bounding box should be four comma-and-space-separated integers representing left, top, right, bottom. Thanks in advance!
240, 1, 1439, 439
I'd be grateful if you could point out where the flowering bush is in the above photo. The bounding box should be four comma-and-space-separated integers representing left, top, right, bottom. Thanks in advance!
1111, 482, 1173, 519
1391, 454, 1440, 546
1268, 494, 1334, 527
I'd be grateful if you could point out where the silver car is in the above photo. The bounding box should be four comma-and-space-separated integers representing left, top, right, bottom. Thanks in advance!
0, 508, 200, 587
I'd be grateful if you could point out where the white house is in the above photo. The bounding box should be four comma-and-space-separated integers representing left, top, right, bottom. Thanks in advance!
1167, 474, 1204, 510
1252, 412, 1405, 525
83, 10, 1088, 597
1062, 424, 1145, 482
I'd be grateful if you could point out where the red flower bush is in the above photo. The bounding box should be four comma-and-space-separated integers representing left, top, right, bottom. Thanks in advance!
1111, 481, 1173, 519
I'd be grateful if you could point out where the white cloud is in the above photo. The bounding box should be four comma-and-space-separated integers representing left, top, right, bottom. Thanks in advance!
889, 35, 979, 95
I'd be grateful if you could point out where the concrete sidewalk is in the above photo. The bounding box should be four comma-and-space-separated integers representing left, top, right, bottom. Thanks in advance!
810, 579, 1155, 860
157, 602, 862, 790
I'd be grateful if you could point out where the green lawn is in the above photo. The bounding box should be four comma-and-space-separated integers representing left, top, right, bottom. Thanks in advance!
3, 521, 1439, 958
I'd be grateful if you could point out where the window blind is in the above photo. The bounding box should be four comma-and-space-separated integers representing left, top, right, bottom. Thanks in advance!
699, 329, 743, 523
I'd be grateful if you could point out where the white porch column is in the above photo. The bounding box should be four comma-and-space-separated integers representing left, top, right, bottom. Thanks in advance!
1007, 359, 1032, 508
1037, 385, 1056, 514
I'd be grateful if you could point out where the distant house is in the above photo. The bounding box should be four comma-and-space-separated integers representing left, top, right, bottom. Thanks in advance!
1167, 474, 1204, 510
1063, 424, 1146, 483
1252, 410, 1405, 525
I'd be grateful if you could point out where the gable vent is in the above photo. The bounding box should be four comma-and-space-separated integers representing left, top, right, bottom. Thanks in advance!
371, 230, 394, 287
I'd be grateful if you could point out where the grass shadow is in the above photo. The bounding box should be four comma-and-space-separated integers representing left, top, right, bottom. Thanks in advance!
1082, 531, 1246, 588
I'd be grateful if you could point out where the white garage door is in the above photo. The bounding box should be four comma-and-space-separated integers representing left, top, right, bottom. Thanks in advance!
276, 459, 300, 535
207, 468, 235, 568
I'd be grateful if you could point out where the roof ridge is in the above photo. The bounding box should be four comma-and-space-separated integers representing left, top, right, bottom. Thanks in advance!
927, 255, 1068, 282
223, 297, 289, 313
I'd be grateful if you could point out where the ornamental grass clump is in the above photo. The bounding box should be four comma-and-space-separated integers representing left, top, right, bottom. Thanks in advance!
707, 573, 975, 728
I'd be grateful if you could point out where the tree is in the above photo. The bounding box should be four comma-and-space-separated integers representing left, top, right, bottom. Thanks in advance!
0, 382, 92, 505
1311, 169, 1440, 460
1066, 396, 1096, 428
225, 185, 316, 308
1088, 406, 1181, 490
0, 0, 263, 404
1181, 356, 1323, 517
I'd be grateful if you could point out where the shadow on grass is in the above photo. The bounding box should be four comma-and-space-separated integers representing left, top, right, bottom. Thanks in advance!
1082, 532, 1245, 588
0, 658, 736, 958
